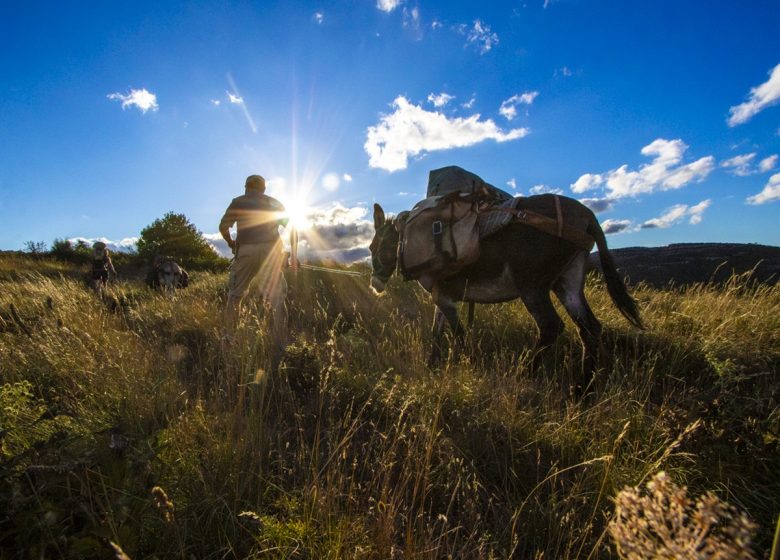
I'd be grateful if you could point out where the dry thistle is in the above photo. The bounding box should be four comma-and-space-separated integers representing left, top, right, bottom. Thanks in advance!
609, 471, 757, 560
151, 485, 175, 523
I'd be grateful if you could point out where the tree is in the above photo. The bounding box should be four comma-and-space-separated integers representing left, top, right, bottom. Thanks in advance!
136, 212, 228, 271
24, 241, 47, 255
50, 238, 92, 265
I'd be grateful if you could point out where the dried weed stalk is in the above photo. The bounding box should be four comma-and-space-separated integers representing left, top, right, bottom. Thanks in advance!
609, 471, 757, 560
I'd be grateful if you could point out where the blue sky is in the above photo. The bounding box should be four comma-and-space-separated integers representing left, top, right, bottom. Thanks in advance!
1, 1, 779, 260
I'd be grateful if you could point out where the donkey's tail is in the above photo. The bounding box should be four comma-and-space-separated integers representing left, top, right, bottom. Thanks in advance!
587, 218, 644, 329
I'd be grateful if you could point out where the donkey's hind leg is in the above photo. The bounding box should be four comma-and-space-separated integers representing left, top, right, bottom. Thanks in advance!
519, 290, 565, 373
553, 253, 603, 395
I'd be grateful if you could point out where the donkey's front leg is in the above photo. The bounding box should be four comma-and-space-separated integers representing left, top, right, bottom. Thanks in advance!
428, 298, 465, 367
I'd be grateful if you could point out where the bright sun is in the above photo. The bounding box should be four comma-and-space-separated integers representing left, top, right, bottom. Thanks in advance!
281, 195, 312, 231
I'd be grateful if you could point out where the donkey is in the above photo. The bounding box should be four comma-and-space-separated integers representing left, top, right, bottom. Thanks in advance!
148, 257, 189, 294
369, 195, 643, 393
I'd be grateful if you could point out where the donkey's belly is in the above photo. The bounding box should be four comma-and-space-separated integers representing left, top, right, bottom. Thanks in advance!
449, 263, 521, 304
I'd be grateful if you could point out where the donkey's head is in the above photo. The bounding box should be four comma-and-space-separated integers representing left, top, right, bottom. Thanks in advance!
369, 203, 401, 294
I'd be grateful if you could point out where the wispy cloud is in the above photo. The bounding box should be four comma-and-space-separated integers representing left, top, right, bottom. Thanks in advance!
365, 96, 529, 172
107, 88, 158, 113
460, 20, 498, 54
601, 219, 632, 235
402, 6, 421, 37
727, 62, 780, 126
529, 184, 563, 195
377, 0, 402, 13
507, 178, 517, 190
641, 199, 712, 229
759, 154, 778, 172
746, 172, 780, 205
461, 95, 476, 109
721, 152, 777, 176
343, 173, 353, 182
226, 74, 257, 133
571, 138, 715, 198
313, 11, 324, 24
428, 92, 455, 108
499, 91, 539, 120
721, 153, 757, 176
211, 99, 221, 106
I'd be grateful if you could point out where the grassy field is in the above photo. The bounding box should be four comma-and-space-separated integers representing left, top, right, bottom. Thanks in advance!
1, 256, 778, 559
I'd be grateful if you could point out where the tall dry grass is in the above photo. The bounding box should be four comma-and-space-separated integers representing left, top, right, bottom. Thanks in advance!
0, 259, 777, 558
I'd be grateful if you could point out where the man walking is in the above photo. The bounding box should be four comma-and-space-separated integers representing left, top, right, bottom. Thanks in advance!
220, 175, 288, 343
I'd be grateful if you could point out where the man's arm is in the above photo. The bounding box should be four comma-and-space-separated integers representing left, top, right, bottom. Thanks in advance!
271, 198, 289, 228
219, 202, 237, 251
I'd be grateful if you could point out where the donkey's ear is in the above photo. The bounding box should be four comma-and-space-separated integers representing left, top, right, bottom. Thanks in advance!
373, 203, 385, 229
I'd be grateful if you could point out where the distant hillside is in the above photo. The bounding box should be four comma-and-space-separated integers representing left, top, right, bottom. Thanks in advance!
588, 242, 780, 287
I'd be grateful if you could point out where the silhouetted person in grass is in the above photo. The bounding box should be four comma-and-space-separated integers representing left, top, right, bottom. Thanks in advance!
90, 241, 116, 291
219, 175, 289, 355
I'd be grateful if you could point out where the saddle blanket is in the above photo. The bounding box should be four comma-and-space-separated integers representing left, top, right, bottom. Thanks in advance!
478, 197, 521, 238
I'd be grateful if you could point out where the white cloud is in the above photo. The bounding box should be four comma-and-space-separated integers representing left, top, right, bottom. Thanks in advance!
601, 219, 632, 235
499, 92, 539, 120
571, 173, 604, 193
203, 233, 232, 257
211, 99, 221, 106
461, 20, 498, 54
507, 178, 517, 190
687, 199, 711, 224
759, 154, 778, 172
322, 172, 340, 191
299, 204, 374, 262
556, 66, 573, 77
746, 172, 780, 205
641, 199, 711, 229
313, 11, 324, 24
571, 138, 715, 198
107, 88, 158, 113
343, 173, 353, 182
727, 62, 780, 126
721, 153, 757, 176
227, 91, 244, 104
377, 0, 402, 12
579, 197, 615, 214
364, 95, 530, 172
529, 184, 563, 195
69, 236, 139, 253
428, 92, 455, 108
431, 19, 443, 30
461, 95, 476, 109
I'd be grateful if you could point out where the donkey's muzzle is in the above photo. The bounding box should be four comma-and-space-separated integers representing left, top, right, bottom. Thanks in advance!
370, 275, 386, 294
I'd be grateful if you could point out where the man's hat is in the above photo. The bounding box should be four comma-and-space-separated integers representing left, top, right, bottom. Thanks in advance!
245, 174, 266, 191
